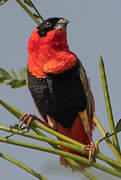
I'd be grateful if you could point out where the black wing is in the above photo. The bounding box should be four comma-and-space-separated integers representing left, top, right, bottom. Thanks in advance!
78, 60, 95, 118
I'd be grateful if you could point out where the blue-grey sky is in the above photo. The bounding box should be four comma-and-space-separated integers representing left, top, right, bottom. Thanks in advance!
0, 0, 121, 180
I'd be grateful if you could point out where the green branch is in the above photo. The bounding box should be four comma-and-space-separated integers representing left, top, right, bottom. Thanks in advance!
1, 124, 121, 170
0, 137, 121, 178
0, 152, 47, 180
0, 125, 85, 153
28, 0, 44, 21
20, 122, 121, 170
99, 56, 121, 156
1, 99, 121, 171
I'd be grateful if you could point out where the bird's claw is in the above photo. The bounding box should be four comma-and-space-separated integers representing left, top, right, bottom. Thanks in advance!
82, 141, 95, 161
18, 114, 38, 131
18, 113, 52, 132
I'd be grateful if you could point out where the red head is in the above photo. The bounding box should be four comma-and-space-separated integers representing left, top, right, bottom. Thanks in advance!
28, 17, 77, 78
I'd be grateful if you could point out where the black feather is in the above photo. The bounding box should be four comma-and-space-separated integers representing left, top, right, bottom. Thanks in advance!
27, 61, 87, 128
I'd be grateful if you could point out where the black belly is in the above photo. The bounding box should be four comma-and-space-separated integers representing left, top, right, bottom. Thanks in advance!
27, 61, 87, 128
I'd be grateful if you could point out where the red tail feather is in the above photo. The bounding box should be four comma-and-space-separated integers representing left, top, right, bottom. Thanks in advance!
56, 114, 95, 168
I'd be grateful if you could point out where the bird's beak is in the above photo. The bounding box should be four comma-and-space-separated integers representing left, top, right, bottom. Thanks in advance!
54, 18, 69, 30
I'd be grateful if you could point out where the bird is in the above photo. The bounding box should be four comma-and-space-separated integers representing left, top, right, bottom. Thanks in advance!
19, 17, 95, 168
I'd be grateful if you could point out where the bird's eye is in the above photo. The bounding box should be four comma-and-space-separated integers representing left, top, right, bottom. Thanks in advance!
45, 22, 51, 27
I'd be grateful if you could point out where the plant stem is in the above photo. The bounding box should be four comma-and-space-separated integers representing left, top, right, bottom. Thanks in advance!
94, 115, 121, 161
0, 152, 47, 180
97, 152, 121, 171
0, 125, 84, 153
66, 158, 99, 180
99, 56, 120, 155
16, 0, 41, 25
0, 125, 121, 170
1, 100, 121, 170
0, 137, 121, 178
34, 122, 121, 169
30, 1, 44, 21
94, 115, 106, 137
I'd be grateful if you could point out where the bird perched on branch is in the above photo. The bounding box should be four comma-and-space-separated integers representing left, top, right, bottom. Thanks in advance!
19, 17, 95, 168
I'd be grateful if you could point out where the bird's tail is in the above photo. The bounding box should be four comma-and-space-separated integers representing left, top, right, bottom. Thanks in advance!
56, 113, 95, 169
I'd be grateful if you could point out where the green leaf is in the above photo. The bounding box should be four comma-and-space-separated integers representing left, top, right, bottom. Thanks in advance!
11, 69, 18, 79
3, 79, 13, 85
23, 0, 33, 8
0, 68, 12, 83
0, 0, 9, 6
19, 67, 27, 79
0, 67, 26, 88
115, 119, 121, 133
11, 79, 26, 88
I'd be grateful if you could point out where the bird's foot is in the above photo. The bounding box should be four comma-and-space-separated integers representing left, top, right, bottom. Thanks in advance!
82, 141, 95, 161
18, 114, 48, 131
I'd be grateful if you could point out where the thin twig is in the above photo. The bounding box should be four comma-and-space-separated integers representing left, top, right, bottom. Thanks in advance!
1, 125, 121, 170
94, 115, 121, 161
0, 152, 47, 180
0, 137, 121, 178
29, 0, 44, 21
16, 0, 41, 25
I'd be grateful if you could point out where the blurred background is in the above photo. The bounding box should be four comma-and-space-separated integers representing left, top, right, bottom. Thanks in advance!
0, 0, 121, 179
